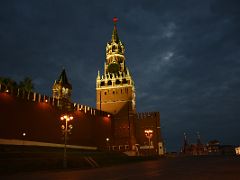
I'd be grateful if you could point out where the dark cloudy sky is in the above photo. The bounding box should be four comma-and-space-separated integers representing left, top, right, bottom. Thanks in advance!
0, 0, 240, 151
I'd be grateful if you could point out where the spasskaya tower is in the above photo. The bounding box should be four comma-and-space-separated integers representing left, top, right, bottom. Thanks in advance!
96, 18, 136, 149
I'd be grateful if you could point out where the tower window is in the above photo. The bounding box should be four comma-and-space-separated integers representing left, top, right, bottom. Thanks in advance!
121, 89, 122, 94
122, 79, 127, 84
104, 92, 107, 95
112, 45, 116, 52
116, 79, 120, 85
101, 82, 105, 86
108, 80, 112, 85
113, 91, 115, 94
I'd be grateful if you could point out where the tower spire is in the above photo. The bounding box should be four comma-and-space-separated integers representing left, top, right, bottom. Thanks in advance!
184, 132, 188, 146
112, 17, 119, 43
197, 131, 202, 145
57, 69, 72, 88
105, 17, 125, 74
182, 132, 188, 153
52, 68, 72, 107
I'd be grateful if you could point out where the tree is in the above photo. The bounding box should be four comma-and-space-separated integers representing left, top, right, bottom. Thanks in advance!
0, 77, 18, 89
0, 76, 34, 92
18, 77, 34, 92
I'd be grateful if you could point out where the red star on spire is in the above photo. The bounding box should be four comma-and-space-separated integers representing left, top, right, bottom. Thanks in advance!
113, 17, 118, 23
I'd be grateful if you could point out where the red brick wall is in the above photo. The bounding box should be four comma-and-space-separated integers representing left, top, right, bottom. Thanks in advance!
0, 91, 112, 148
136, 112, 162, 153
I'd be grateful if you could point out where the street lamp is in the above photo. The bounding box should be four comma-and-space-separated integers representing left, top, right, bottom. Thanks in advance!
60, 114, 73, 168
106, 137, 110, 151
22, 132, 26, 146
144, 129, 153, 155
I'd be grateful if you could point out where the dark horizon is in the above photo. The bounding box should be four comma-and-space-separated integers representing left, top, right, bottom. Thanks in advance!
0, 0, 240, 151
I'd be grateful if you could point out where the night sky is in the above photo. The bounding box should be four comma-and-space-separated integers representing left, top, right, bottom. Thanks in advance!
0, 0, 240, 151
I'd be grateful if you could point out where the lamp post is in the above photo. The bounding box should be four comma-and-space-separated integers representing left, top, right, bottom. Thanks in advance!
106, 137, 110, 151
144, 129, 153, 155
22, 132, 26, 146
60, 115, 73, 168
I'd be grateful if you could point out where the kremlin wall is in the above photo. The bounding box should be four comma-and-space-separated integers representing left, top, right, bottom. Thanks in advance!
0, 83, 111, 149
0, 19, 164, 156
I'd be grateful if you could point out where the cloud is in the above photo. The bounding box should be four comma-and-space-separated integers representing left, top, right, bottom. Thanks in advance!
162, 22, 177, 38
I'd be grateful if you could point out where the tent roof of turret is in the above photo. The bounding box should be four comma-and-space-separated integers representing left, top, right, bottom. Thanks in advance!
57, 69, 72, 89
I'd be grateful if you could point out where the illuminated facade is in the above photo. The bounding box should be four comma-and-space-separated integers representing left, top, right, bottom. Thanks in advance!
96, 19, 136, 115
235, 146, 240, 155
52, 69, 72, 101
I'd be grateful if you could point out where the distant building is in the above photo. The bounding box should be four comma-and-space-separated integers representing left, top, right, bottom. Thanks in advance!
207, 140, 237, 155
180, 133, 208, 156
235, 146, 240, 155
220, 145, 236, 155
180, 134, 237, 156
207, 140, 220, 155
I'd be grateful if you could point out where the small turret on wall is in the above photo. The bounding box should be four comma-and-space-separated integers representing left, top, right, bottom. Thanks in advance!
52, 69, 73, 111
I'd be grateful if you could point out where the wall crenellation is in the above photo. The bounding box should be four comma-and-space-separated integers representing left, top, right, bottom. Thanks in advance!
137, 112, 160, 119
0, 83, 111, 117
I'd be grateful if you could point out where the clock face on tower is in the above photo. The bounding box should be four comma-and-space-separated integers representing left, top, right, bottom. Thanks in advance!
108, 62, 120, 73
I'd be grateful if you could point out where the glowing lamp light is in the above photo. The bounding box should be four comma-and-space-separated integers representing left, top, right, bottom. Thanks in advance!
106, 138, 110, 151
145, 129, 153, 134
5, 89, 9, 93
60, 115, 73, 122
45, 99, 48, 103
107, 114, 111, 118
144, 129, 154, 154
144, 129, 153, 139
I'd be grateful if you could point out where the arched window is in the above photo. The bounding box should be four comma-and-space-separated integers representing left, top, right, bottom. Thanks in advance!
100, 82, 105, 86
108, 80, 112, 86
116, 79, 121, 85
112, 45, 116, 52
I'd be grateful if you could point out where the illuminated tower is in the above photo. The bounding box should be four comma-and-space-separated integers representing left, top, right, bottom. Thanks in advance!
52, 69, 72, 109
96, 18, 136, 148
96, 18, 136, 114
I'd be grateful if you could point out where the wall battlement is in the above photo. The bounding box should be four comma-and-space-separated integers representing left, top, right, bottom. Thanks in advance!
0, 83, 111, 117
137, 112, 160, 119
